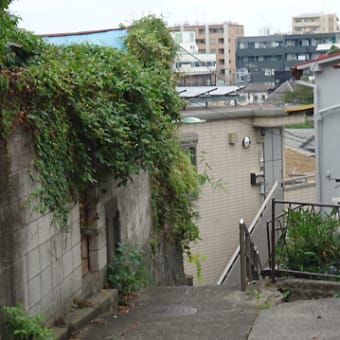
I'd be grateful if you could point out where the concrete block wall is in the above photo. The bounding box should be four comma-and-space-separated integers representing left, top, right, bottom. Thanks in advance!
181, 119, 264, 285
90, 172, 153, 250
79, 172, 153, 299
1, 126, 153, 326
0, 127, 83, 324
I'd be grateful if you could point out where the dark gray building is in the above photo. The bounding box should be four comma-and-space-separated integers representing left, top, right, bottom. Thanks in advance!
236, 32, 340, 86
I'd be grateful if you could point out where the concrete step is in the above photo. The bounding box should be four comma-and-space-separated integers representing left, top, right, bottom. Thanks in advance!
52, 289, 118, 340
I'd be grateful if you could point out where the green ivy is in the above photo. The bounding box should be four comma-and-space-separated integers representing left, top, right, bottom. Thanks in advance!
0, 15, 201, 253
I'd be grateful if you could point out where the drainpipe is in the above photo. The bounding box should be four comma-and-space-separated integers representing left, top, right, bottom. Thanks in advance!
314, 83, 321, 204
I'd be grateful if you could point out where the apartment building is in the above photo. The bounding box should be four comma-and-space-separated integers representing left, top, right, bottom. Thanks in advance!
171, 31, 217, 86
169, 22, 244, 84
236, 32, 340, 85
292, 13, 339, 34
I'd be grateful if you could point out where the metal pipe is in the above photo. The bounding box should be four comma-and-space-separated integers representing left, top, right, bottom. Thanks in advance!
239, 219, 247, 291
271, 198, 276, 283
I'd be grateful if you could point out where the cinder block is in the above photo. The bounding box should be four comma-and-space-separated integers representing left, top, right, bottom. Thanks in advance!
51, 259, 63, 288
25, 247, 41, 281
24, 221, 40, 255
89, 246, 107, 272
62, 249, 73, 279
40, 265, 53, 299
71, 223, 81, 247
88, 226, 106, 251
39, 240, 53, 271
26, 274, 41, 308
60, 273, 74, 305
71, 242, 81, 271
72, 265, 82, 294
38, 213, 53, 244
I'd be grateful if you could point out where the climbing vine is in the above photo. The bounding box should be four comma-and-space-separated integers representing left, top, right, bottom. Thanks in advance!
0, 14, 201, 253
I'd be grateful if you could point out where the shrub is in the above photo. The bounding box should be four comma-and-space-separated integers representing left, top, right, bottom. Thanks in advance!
107, 243, 147, 303
3, 305, 54, 340
277, 208, 340, 274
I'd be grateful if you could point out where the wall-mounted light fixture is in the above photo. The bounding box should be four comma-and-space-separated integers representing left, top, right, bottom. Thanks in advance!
242, 136, 251, 148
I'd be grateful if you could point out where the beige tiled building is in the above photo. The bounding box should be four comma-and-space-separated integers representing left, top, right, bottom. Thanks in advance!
169, 22, 244, 84
180, 105, 306, 284
292, 13, 339, 34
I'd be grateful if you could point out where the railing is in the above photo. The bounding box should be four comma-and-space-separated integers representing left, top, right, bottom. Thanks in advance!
283, 173, 315, 187
239, 219, 262, 291
268, 199, 340, 283
217, 181, 283, 286
217, 176, 316, 288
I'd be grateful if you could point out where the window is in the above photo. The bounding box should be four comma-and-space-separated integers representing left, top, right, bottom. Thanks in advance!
286, 54, 297, 61
209, 27, 223, 33
285, 40, 296, 47
209, 38, 217, 45
181, 133, 198, 168
218, 38, 224, 44
239, 42, 246, 49
255, 42, 265, 48
311, 39, 318, 46
218, 48, 225, 54
264, 69, 274, 76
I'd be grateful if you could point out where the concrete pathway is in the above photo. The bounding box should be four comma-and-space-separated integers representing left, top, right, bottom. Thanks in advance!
72, 284, 340, 340
73, 285, 268, 340
248, 297, 340, 340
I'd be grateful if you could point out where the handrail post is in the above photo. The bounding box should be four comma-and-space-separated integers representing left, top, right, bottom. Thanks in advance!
271, 199, 276, 283
239, 219, 247, 291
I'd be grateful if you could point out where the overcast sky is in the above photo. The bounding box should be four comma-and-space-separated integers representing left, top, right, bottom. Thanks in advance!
9, 0, 340, 36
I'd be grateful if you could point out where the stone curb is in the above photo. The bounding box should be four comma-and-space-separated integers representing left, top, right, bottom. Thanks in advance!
277, 278, 340, 300
52, 289, 118, 340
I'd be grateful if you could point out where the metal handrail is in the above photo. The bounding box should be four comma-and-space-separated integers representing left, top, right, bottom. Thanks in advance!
270, 199, 340, 283
216, 181, 279, 285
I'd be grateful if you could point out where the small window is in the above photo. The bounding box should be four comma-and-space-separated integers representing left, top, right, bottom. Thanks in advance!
181, 133, 199, 168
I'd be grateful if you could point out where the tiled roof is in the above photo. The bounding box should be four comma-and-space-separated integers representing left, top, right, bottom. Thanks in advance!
285, 128, 315, 155
295, 51, 340, 69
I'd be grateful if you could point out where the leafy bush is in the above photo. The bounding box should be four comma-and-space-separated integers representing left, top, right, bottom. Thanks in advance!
107, 243, 147, 303
3, 305, 54, 340
277, 208, 340, 274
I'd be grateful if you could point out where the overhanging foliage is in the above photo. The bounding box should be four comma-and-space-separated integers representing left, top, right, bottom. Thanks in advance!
0, 14, 201, 252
